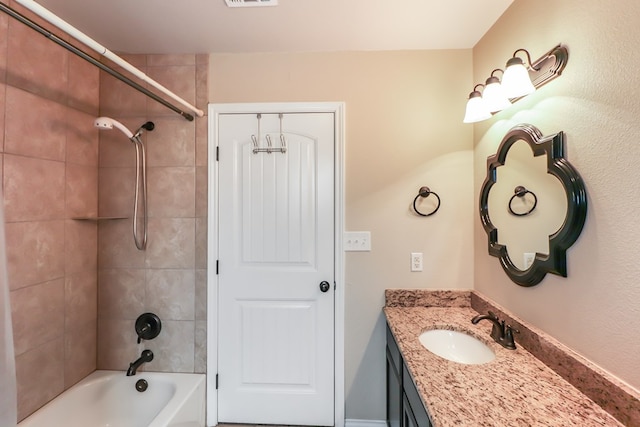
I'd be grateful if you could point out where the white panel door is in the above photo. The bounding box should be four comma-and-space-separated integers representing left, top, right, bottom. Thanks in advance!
217, 112, 335, 426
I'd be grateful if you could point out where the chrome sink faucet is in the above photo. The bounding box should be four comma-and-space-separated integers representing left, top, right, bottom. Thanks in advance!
127, 349, 154, 376
471, 311, 519, 350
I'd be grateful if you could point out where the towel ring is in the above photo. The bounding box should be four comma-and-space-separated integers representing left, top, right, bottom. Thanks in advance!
413, 186, 441, 217
508, 186, 537, 216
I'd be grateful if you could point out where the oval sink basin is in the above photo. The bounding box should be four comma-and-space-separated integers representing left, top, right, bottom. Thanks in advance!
418, 329, 495, 365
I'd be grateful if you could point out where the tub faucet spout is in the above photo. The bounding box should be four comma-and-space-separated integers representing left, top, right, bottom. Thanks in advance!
127, 349, 154, 376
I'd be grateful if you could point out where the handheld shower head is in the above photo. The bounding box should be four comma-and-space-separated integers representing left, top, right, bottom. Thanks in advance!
94, 117, 134, 139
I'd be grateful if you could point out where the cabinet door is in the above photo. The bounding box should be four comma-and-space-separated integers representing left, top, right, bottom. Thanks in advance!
402, 394, 419, 427
387, 325, 403, 427
386, 347, 402, 427
402, 365, 432, 427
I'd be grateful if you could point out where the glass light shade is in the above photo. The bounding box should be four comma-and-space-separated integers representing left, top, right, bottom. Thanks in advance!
463, 92, 491, 123
482, 77, 511, 113
502, 57, 536, 98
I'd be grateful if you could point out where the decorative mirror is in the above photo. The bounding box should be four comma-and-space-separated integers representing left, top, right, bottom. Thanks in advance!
479, 124, 587, 286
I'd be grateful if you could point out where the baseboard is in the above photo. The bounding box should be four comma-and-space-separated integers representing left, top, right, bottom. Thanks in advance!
344, 419, 387, 427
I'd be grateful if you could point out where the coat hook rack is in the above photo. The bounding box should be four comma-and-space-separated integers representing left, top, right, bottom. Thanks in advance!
251, 113, 287, 154
412, 186, 441, 217
508, 185, 537, 216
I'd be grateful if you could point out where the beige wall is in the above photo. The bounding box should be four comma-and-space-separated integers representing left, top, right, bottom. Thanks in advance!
473, 0, 640, 390
1, 3, 99, 420
209, 50, 475, 419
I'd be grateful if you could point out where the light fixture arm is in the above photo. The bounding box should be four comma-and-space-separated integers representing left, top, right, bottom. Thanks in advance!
490, 69, 504, 78
511, 49, 534, 70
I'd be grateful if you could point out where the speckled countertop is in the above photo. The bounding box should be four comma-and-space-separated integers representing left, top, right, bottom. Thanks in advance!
384, 305, 623, 426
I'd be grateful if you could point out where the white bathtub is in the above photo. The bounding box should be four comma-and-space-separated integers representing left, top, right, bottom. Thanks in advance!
18, 370, 205, 427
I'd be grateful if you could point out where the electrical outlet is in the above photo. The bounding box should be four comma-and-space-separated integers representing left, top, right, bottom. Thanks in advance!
523, 252, 536, 269
344, 231, 371, 251
411, 252, 423, 272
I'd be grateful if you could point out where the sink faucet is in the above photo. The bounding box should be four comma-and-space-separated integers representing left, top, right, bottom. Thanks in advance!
127, 349, 154, 376
471, 311, 519, 350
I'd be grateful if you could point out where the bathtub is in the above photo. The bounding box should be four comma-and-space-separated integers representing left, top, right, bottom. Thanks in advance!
18, 370, 205, 427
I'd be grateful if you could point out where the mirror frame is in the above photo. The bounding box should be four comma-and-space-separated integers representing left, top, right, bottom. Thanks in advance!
479, 124, 587, 287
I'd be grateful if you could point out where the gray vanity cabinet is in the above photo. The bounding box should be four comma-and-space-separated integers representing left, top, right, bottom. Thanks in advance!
386, 323, 432, 427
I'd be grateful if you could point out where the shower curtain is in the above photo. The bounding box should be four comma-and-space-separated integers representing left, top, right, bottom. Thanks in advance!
0, 189, 17, 426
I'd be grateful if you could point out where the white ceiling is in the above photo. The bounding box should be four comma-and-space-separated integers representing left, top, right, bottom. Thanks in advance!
32, 0, 513, 54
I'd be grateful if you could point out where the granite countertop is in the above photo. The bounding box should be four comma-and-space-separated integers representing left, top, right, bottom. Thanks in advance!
384, 305, 623, 427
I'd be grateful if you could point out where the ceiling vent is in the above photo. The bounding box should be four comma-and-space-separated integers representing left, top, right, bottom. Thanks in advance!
224, 0, 278, 7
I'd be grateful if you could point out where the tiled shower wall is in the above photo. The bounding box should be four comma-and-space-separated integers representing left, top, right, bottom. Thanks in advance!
96, 54, 208, 374
1, 2, 99, 421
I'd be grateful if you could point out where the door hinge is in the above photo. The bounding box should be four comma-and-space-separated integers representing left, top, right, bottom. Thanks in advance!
216, 373, 219, 389
216, 146, 219, 161
216, 260, 219, 275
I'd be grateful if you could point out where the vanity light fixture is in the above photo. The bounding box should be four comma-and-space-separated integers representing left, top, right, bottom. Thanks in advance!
502, 49, 536, 98
463, 84, 492, 123
463, 44, 569, 123
482, 69, 512, 113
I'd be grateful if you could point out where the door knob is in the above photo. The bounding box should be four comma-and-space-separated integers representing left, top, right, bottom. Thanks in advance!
319, 281, 331, 292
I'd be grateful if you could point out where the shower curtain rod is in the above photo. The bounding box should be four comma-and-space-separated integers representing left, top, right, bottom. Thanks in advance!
0, 1, 204, 121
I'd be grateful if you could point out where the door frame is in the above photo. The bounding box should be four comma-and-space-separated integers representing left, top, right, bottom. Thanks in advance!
206, 102, 346, 427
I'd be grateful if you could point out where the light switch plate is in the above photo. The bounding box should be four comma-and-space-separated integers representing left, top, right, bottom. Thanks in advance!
344, 231, 371, 251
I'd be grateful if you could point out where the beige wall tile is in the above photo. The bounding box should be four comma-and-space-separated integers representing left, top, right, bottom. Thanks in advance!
65, 219, 98, 275
97, 318, 139, 370
99, 72, 147, 118
66, 108, 99, 167
6, 17, 68, 104
195, 117, 208, 167
4, 154, 65, 222
195, 320, 206, 374
145, 218, 195, 269
4, 86, 67, 161
98, 219, 146, 268
15, 338, 64, 422
66, 163, 98, 218
195, 269, 207, 321
64, 319, 97, 388
145, 269, 195, 321
195, 217, 207, 269
98, 118, 142, 168
146, 65, 195, 117
116, 54, 147, 68
146, 117, 195, 167
196, 64, 208, 113
147, 166, 195, 218
195, 166, 207, 218
67, 53, 99, 115
3, 14, 101, 420
150, 320, 195, 373
11, 278, 65, 356
0, 83, 5, 152
64, 270, 98, 330
98, 166, 135, 218
0, 11, 7, 84
6, 220, 65, 290
147, 54, 196, 67
98, 268, 145, 319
